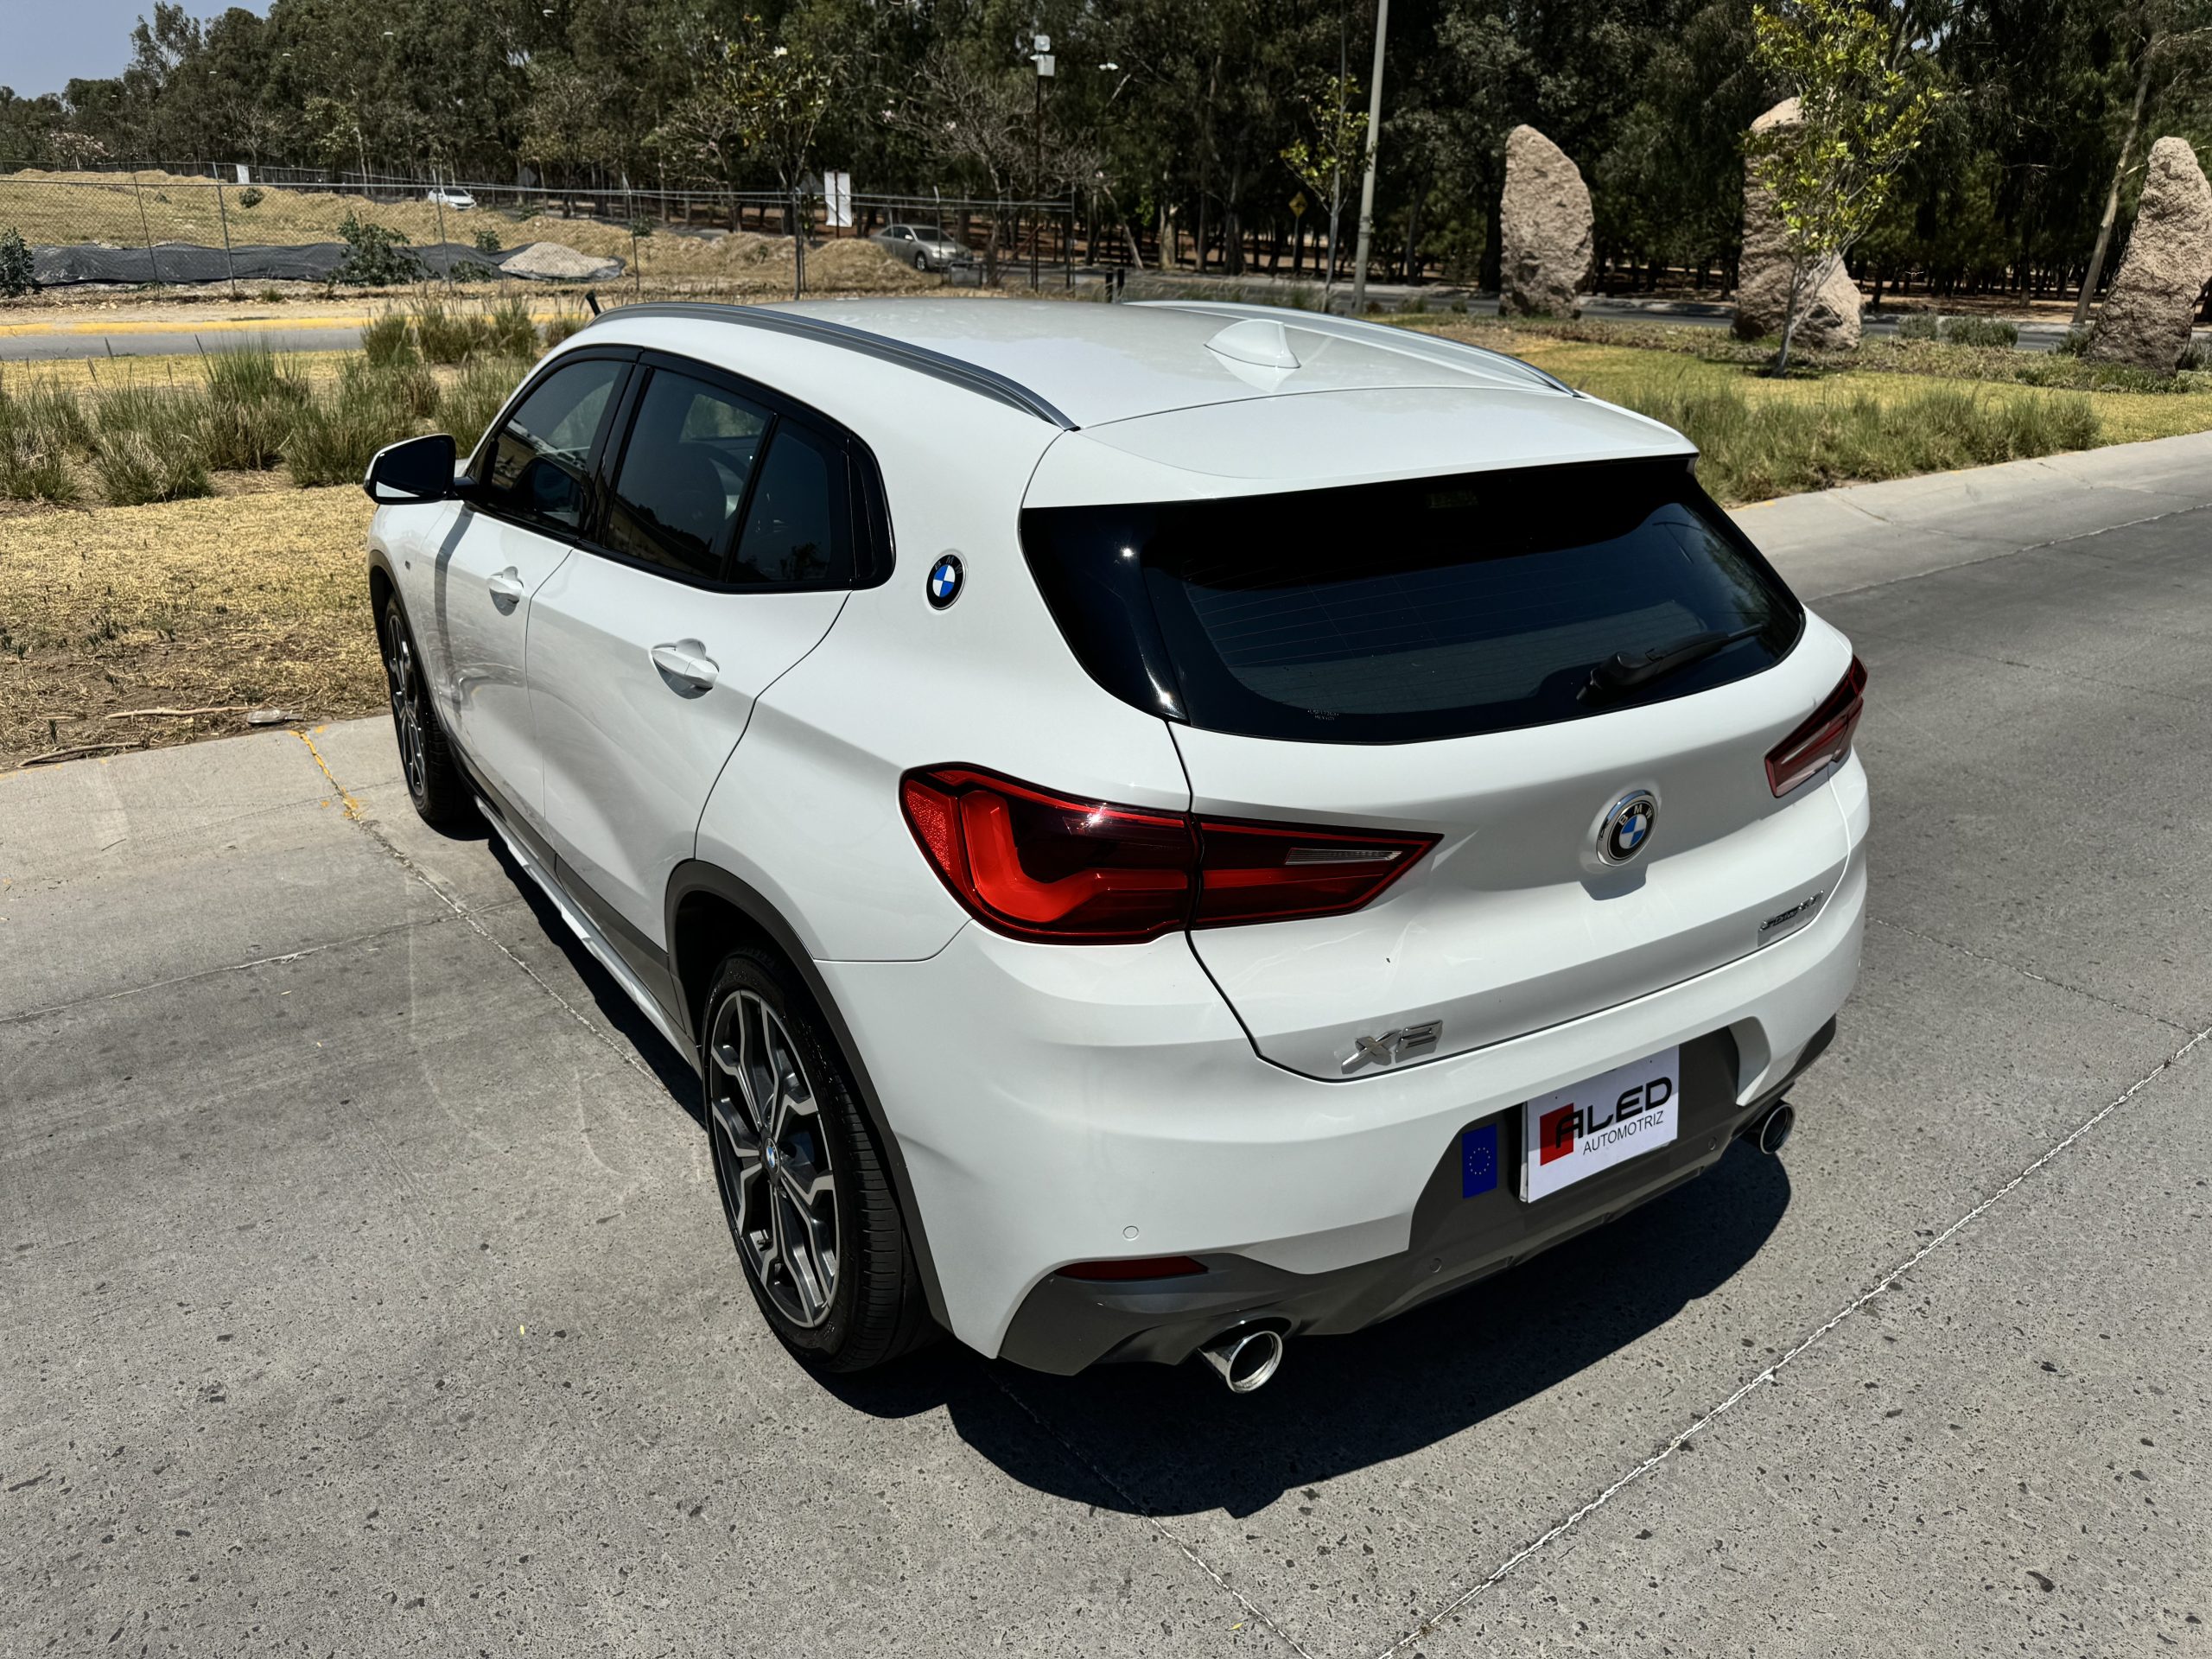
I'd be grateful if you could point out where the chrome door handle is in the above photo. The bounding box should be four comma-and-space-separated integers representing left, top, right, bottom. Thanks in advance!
486, 567, 528, 601
650, 641, 719, 690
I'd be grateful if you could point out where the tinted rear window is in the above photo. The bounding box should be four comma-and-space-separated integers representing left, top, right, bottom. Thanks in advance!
1021, 459, 1802, 743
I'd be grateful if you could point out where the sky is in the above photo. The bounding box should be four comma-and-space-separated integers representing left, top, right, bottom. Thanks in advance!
4, 1, 268, 99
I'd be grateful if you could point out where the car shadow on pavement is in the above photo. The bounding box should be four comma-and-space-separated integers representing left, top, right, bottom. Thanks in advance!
827, 1144, 1790, 1519
474, 844, 1791, 1518
483, 836, 706, 1116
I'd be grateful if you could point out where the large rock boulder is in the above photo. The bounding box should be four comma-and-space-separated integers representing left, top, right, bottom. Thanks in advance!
1734, 98, 1863, 350
2087, 137, 2212, 373
1498, 125, 1592, 318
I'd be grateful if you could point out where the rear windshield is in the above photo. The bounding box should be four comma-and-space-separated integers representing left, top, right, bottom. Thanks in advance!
1021, 458, 1802, 743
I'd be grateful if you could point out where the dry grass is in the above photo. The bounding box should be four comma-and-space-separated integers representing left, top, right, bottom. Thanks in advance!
1405, 323, 2212, 497
0, 486, 379, 767
0, 168, 932, 297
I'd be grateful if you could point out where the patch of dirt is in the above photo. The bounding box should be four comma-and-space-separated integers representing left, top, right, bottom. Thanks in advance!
0, 486, 382, 768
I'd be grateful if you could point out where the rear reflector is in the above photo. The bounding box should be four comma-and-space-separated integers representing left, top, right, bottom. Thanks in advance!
900, 766, 1436, 944
1058, 1255, 1207, 1281
1766, 656, 1868, 796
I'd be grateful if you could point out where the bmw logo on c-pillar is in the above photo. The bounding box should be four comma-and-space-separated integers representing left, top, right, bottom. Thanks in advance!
926, 554, 964, 609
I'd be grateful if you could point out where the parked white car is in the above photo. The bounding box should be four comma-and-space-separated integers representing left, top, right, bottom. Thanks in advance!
424, 187, 475, 210
361, 300, 1868, 1391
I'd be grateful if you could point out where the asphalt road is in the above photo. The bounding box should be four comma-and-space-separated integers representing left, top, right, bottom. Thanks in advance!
5, 436, 2212, 1656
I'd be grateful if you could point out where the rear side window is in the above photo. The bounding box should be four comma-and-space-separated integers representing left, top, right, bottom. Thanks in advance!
476, 358, 623, 535
1022, 458, 1802, 743
603, 370, 770, 579
732, 423, 851, 587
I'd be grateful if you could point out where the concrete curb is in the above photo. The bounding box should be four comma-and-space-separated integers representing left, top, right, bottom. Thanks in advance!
1730, 429, 2212, 601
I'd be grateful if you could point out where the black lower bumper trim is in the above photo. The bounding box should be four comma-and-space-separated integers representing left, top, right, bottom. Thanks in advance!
998, 1019, 1837, 1375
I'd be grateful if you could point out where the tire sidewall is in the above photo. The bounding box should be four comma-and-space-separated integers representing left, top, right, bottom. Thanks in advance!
703, 950, 874, 1365
380, 593, 432, 816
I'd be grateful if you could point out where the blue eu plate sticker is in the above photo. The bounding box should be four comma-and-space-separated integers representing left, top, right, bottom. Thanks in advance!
1462, 1122, 1499, 1198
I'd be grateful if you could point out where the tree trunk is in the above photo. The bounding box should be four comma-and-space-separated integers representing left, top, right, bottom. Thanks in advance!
2074, 36, 2155, 330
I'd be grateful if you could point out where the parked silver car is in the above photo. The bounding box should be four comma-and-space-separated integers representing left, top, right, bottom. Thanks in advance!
872, 223, 968, 271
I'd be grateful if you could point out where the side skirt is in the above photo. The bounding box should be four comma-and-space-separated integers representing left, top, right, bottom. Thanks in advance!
471, 788, 693, 1060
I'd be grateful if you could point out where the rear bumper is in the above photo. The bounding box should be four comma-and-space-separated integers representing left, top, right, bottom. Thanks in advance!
998, 1020, 1831, 1373
817, 806, 1866, 1367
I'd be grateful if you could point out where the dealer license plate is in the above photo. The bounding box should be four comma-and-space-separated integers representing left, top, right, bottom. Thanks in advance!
1519, 1046, 1681, 1202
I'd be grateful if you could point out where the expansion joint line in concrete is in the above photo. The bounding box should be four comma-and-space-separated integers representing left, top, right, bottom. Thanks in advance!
986, 1371, 1319, 1659
1867, 914, 2196, 1035
1372, 1015, 2212, 1658
312, 748, 669, 1095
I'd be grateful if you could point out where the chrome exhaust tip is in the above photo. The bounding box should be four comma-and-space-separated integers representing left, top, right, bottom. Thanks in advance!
1198, 1325, 1286, 1394
1754, 1102, 1796, 1156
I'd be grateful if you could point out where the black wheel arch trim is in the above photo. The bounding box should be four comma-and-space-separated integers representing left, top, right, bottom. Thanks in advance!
666, 858, 951, 1332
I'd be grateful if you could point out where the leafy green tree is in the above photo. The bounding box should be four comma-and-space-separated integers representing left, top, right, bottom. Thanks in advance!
1750, 0, 1943, 372
1281, 73, 1367, 300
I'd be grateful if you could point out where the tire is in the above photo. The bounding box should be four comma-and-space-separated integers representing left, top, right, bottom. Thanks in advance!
702, 948, 934, 1372
912, 251, 929, 270
378, 592, 475, 831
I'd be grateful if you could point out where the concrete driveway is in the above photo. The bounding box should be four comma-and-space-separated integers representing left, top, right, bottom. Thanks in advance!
5, 438, 2212, 1656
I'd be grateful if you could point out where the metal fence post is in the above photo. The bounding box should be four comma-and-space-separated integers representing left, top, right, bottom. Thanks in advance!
431, 169, 449, 289
213, 176, 239, 300
792, 188, 805, 300
130, 171, 163, 287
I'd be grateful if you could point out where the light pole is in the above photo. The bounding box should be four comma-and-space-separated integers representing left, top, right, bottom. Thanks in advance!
1031, 35, 1054, 289
1348, 0, 1389, 315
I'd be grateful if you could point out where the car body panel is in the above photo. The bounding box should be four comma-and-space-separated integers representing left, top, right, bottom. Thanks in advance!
1175, 617, 1858, 1078
529, 553, 849, 948
822, 836, 1863, 1354
415, 505, 573, 826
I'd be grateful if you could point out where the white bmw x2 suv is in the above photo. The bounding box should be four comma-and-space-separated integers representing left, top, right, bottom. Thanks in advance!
362, 299, 1868, 1392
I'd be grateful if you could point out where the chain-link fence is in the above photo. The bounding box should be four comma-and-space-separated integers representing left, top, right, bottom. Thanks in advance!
0, 168, 1094, 296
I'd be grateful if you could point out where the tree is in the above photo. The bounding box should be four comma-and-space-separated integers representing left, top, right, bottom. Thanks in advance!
2069, 0, 2212, 325
1749, 0, 1943, 372
1281, 72, 1367, 302
657, 16, 841, 291
522, 55, 607, 211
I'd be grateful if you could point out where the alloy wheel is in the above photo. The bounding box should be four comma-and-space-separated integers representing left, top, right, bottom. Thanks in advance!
709, 989, 841, 1328
383, 610, 427, 801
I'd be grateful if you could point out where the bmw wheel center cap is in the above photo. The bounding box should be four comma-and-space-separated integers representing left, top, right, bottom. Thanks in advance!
926, 553, 964, 609
1598, 789, 1659, 865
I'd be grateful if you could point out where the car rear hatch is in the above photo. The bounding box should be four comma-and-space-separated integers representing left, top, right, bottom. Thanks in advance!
1021, 445, 1857, 1080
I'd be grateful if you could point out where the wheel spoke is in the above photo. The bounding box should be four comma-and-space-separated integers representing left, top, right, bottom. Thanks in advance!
708, 986, 841, 1330
774, 1189, 830, 1322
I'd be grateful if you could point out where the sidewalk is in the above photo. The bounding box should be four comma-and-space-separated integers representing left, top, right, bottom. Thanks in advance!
1730, 427, 2212, 600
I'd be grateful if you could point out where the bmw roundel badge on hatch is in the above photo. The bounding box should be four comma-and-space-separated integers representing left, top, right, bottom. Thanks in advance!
926, 554, 964, 609
1598, 789, 1659, 865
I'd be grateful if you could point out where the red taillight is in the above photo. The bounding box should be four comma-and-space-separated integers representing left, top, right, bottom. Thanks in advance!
1058, 1255, 1207, 1281
899, 766, 1437, 944
1766, 656, 1868, 797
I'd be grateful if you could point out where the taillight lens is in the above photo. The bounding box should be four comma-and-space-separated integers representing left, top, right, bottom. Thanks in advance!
1766, 656, 1868, 797
900, 766, 1436, 944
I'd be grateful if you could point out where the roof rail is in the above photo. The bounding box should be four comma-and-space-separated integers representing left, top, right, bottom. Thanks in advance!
1135, 300, 1575, 396
576, 301, 1079, 429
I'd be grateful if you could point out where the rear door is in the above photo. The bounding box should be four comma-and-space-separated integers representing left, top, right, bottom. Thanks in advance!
526, 353, 876, 963
1020, 457, 1856, 1079
428, 353, 628, 827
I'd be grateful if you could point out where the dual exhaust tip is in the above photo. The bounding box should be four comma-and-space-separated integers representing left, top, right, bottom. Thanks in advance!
1194, 1104, 1797, 1394
1198, 1324, 1286, 1394
1752, 1101, 1796, 1156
